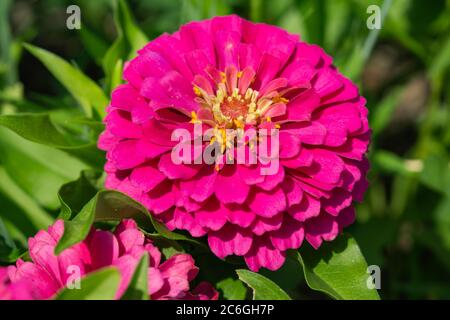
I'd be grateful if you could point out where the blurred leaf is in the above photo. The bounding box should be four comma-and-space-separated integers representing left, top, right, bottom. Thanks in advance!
217, 277, 247, 300
429, 35, 450, 79
103, 40, 127, 93
0, 0, 15, 86
323, 0, 352, 52
295, 234, 380, 300
236, 269, 291, 300
103, 0, 148, 92
180, 0, 230, 23
250, 0, 263, 21
55, 189, 204, 255
420, 153, 450, 194
0, 112, 104, 167
56, 267, 120, 300
121, 254, 149, 300
0, 217, 20, 263
116, 0, 148, 52
433, 196, 450, 253
79, 27, 109, 66
371, 88, 401, 137
373, 150, 417, 176
0, 167, 53, 230
23, 43, 108, 118
0, 127, 88, 209
111, 59, 124, 90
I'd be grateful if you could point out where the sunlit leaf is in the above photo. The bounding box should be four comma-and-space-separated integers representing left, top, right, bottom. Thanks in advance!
295, 234, 380, 300
236, 269, 291, 300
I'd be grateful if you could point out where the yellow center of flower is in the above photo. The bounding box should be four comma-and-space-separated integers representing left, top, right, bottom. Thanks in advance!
190, 67, 287, 163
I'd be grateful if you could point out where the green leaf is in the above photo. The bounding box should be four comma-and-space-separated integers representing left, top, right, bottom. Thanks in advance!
79, 27, 109, 67
236, 269, 291, 300
0, 166, 53, 230
23, 43, 108, 117
111, 59, 124, 90
371, 88, 401, 137
121, 254, 149, 300
58, 170, 101, 220
420, 153, 450, 195
373, 150, 417, 176
0, 126, 88, 209
0, 217, 20, 262
217, 277, 247, 300
55, 189, 204, 255
116, 0, 148, 53
0, 113, 105, 167
295, 234, 380, 300
180, 0, 230, 23
56, 267, 120, 300
55, 193, 98, 255
103, 0, 148, 92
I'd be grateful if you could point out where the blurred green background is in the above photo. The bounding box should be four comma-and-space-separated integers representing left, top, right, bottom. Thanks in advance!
0, 0, 449, 299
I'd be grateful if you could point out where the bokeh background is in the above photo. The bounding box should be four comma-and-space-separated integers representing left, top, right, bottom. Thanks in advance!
0, 0, 449, 299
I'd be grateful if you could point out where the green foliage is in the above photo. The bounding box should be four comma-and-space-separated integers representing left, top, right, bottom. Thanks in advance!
23, 44, 108, 118
236, 269, 292, 300
217, 277, 248, 300
56, 267, 121, 300
121, 254, 149, 300
295, 234, 380, 300
55, 188, 205, 255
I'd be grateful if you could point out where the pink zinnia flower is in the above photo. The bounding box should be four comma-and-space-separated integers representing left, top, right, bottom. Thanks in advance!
99, 15, 370, 271
0, 219, 218, 300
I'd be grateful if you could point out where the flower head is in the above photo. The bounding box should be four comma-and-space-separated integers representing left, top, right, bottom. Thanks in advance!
99, 15, 370, 271
0, 220, 217, 300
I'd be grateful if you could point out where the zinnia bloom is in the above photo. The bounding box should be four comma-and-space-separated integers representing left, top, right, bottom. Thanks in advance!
0, 219, 218, 300
99, 15, 370, 271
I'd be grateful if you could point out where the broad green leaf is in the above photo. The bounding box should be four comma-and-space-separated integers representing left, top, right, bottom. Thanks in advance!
55, 189, 204, 255
236, 269, 291, 300
0, 127, 88, 209
295, 234, 380, 300
121, 254, 149, 300
217, 277, 247, 300
0, 113, 104, 168
56, 267, 120, 300
23, 43, 108, 117
0, 166, 53, 230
